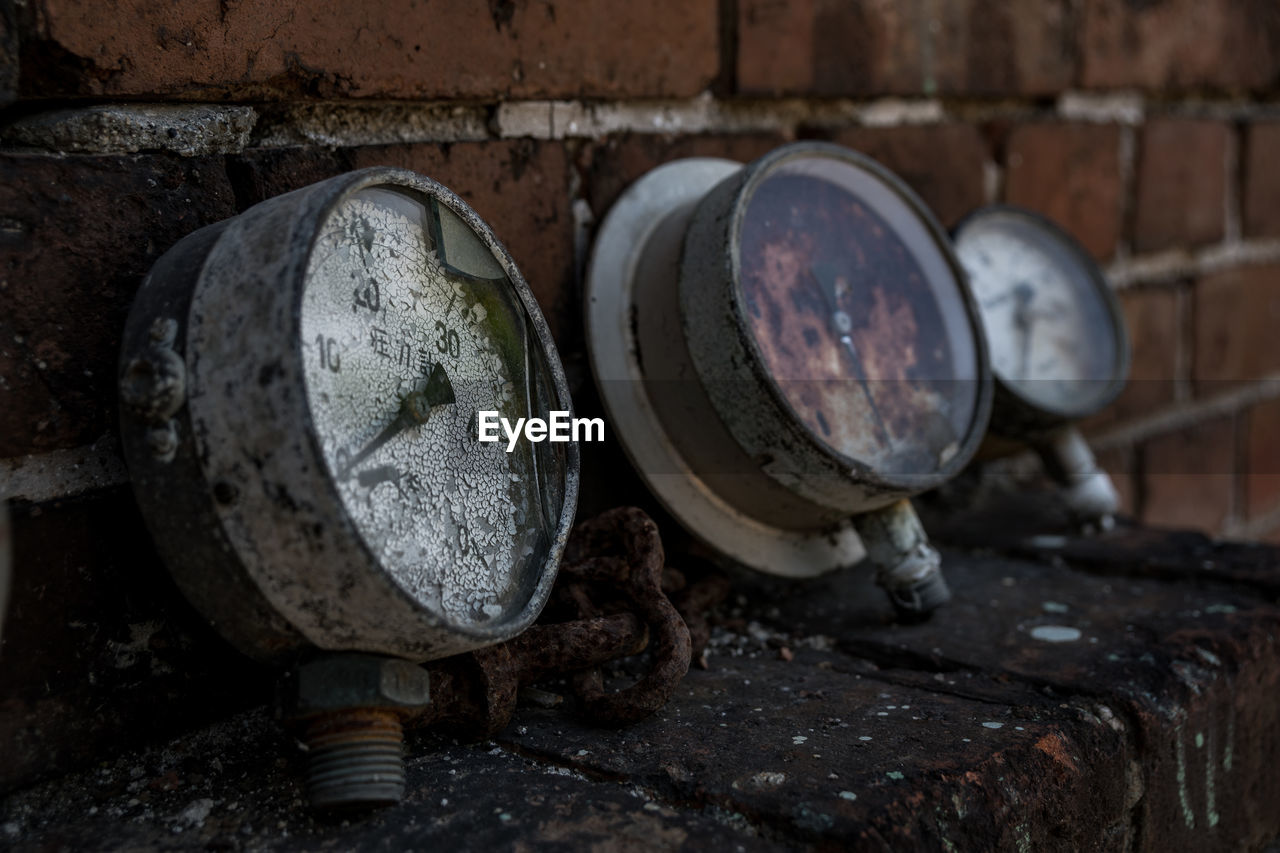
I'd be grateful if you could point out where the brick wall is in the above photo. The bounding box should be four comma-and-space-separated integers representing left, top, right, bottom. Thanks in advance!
1, 0, 1279, 790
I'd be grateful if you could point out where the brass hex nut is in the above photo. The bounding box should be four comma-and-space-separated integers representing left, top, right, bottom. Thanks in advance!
280, 653, 431, 720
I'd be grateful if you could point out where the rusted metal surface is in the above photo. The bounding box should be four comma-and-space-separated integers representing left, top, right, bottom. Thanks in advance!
677, 143, 993, 515
737, 169, 972, 475
555, 506, 694, 725
301, 708, 406, 810
417, 507, 701, 735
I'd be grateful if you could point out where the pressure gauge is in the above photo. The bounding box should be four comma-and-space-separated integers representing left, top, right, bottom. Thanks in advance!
587, 143, 992, 615
953, 204, 1129, 527
119, 168, 578, 664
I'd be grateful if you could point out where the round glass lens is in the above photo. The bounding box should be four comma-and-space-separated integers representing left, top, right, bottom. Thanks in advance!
736, 155, 981, 477
300, 187, 564, 629
955, 210, 1118, 414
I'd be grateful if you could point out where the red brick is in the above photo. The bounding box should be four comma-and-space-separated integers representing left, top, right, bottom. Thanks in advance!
1004, 123, 1123, 261
0, 1, 15, 106
1081, 0, 1280, 92
582, 133, 787, 218
1141, 417, 1236, 532
21, 1, 717, 100
0, 153, 236, 458
232, 140, 576, 348
736, 0, 1075, 97
1096, 286, 1182, 427
0, 492, 260, 792
1133, 119, 1229, 254
1193, 263, 1280, 392
827, 124, 987, 227
1242, 121, 1280, 239
1245, 397, 1280, 519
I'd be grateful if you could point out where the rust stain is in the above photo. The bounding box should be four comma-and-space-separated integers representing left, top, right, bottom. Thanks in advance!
737, 167, 972, 476
1034, 733, 1079, 774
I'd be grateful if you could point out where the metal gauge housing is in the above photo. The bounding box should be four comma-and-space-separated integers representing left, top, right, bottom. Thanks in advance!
953, 204, 1130, 525
587, 142, 993, 615
119, 168, 578, 664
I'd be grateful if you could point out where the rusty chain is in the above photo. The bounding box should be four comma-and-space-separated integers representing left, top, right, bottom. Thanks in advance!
405, 506, 729, 737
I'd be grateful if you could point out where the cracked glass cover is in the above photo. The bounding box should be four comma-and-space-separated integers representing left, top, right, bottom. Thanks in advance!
300, 187, 563, 629
736, 155, 981, 478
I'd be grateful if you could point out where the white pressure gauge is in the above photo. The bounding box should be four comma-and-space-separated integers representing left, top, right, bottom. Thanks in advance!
119, 168, 578, 664
587, 143, 993, 615
953, 204, 1130, 526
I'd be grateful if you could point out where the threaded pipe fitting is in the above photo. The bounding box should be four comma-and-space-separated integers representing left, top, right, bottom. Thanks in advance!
303, 709, 406, 811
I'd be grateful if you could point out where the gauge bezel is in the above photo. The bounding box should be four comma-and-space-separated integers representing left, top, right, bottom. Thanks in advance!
680, 142, 994, 505
585, 157, 866, 578
120, 167, 578, 663
952, 203, 1131, 430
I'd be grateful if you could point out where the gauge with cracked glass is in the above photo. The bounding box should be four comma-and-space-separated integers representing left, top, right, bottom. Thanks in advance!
118, 167, 577, 665
953, 204, 1129, 529
586, 142, 993, 616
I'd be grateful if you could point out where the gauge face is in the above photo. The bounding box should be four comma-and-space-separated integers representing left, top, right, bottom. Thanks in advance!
735, 154, 982, 478
954, 208, 1122, 415
300, 187, 561, 631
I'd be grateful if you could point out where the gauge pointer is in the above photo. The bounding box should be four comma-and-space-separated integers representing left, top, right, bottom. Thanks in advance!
1012, 282, 1036, 380
810, 262, 893, 447
338, 362, 456, 480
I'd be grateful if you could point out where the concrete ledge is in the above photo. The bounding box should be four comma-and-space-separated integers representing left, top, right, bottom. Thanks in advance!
2, 518, 1278, 850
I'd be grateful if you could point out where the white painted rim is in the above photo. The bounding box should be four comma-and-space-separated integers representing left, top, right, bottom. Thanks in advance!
584, 158, 864, 578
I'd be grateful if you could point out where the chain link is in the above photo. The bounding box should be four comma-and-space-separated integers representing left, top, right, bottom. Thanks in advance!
406, 507, 728, 736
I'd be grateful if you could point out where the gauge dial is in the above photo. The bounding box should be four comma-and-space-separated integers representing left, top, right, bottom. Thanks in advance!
954, 207, 1126, 417
119, 168, 575, 663
736, 156, 981, 478
301, 187, 557, 630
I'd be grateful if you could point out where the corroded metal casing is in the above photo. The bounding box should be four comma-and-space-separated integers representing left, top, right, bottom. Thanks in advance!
119, 168, 578, 664
679, 144, 993, 514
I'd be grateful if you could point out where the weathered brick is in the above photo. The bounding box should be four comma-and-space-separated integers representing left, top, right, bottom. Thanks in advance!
1004, 123, 1123, 261
736, 0, 1075, 97
4, 725, 768, 850
1133, 119, 1230, 254
1142, 416, 1236, 532
0, 0, 16, 106
20, 1, 717, 100
1242, 121, 1280, 239
1105, 285, 1182, 425
1081, 0, 1280, 92
0, 153, 235, 459
582, 133, 787, 221
827, 123, 987, 227
0, 492, 262, 793
1193, 263, 1280, 391
231, 140, 576, 348
1246, 397, 1280, 519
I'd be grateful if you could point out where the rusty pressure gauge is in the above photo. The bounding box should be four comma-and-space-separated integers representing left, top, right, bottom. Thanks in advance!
119, 169, 577, 807
120, 167, 581, 809
953, 205, 1129, 528
587, 143, 993, 615
120, 167, 576, 662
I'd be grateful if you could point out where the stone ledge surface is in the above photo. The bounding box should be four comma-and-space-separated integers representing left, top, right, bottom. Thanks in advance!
3, 515, 1279, 851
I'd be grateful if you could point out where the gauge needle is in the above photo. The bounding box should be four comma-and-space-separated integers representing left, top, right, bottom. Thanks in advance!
810, 263, 893, 447
1012, 282, 1036, 380
338, 362, 456, 480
